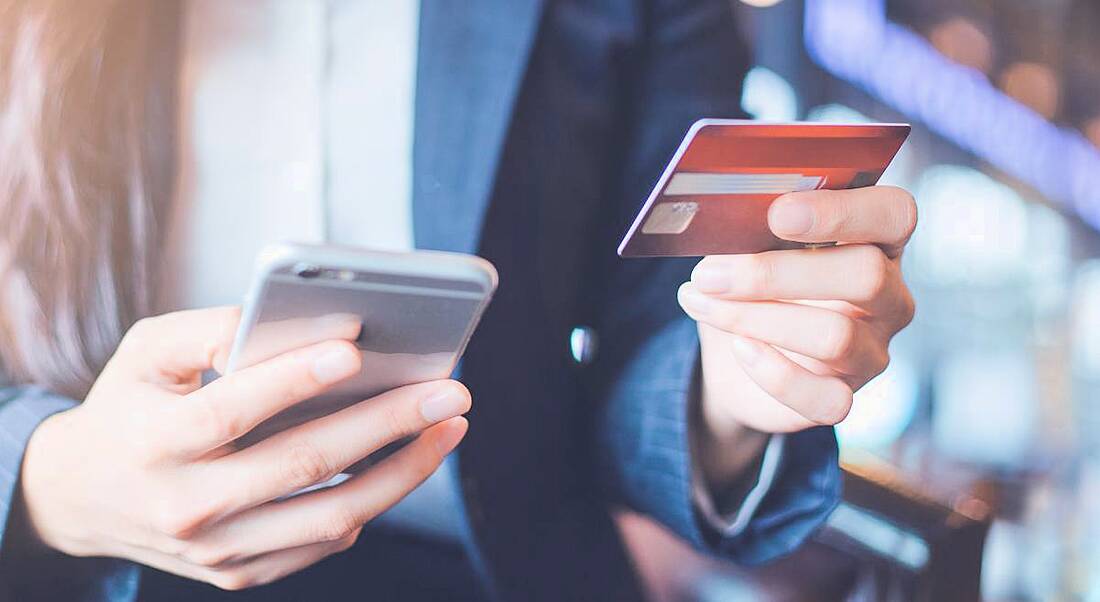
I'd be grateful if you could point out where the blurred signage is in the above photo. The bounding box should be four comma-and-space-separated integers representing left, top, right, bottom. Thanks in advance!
804, 0, 1100, 232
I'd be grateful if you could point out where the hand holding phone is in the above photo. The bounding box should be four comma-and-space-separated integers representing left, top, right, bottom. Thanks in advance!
227, 243, 497, 447
19, 306, 472, 590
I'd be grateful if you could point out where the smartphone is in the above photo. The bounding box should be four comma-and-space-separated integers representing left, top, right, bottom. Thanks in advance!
225, 242, 498, 447
617, 119, 911, 257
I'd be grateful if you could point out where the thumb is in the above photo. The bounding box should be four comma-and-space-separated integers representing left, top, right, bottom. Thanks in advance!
111, 306, 241, 385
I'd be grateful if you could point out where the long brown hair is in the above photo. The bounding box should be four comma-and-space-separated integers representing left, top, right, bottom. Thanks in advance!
0, 1, 178, 399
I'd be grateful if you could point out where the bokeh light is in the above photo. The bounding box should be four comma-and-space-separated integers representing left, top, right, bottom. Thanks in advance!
740, 66, 798, 122
805, 0, 1100, 234
838, 351, 920, 450
1000, 62, 1061, 119
929, 16, 994, 74
909, 165, 1029, 287
1073, 261, 1100, 379
933, 348, 1038, 467
1085, 115, 1100, 149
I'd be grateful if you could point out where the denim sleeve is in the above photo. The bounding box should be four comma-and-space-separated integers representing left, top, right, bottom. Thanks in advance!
595, 317, 840, 564
588, 0, 840, 564
691, 434, 788, 537
0, 386, 140, 601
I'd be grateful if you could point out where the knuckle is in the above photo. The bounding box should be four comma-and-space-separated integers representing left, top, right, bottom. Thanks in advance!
132, 441, 171, 468
339, 529, 362, 551
854, 247, 891, 301
870, 348, 891, 379
379, 402, 416, 439
314, 509, 361, 543
128, 412, 172, 464
820, 317, 859, 362
765, 360, 799, 400
329, 528, 362, 556
154, 501, 212, 540
121, 317, 159, 349
892, 187, 919, 238
819, 191, 850, 232
899, 291, 917, 328
740, 256, 775, 297
712, 303, 748, 334
157, 534, 191, 558
181, 542, 236, 569
210, 570, 252, 592
812, 388, 854, 426
282, 443, 336, 489
188, 397, 241, 444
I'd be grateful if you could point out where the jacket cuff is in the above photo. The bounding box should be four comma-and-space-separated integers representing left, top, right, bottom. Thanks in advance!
714, 425, 840, 564
598, 318, 841, 565
691, 434, 786, 537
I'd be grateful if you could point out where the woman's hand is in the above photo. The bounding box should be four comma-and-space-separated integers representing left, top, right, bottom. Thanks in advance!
680, 187, 917, 487
19, 307, 470, 590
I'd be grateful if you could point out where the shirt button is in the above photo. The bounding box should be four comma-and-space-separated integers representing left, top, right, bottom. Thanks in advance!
570, 326, 598, 366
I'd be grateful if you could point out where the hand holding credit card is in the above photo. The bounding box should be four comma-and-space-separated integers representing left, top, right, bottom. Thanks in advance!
618, 119, 910, 257
658, 118, 919, 474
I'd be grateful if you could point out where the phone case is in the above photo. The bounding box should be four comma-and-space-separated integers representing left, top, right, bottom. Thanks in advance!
226, 243, 497, 448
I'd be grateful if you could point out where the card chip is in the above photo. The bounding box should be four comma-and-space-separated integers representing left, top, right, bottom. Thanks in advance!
642, 202, 699, 235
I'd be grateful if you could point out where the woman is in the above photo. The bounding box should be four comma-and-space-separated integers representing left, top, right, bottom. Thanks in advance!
0, 0, 917, 600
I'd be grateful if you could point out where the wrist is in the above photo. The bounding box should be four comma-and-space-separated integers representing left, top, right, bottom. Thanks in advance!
18, 411, 87, 557
692, 384, 770, 500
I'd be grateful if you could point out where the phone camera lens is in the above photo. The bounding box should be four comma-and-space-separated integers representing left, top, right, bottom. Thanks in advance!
293, 263, 323, 279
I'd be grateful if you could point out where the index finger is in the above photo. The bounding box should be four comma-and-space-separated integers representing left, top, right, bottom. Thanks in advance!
207, 380, 470, 514
162, 340, 362, 457
768, 186, 917, 258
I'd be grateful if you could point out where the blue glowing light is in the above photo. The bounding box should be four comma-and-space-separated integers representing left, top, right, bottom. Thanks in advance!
741, 66, 799, 122
837, 350, 920, 450
804, 0, 1100, 232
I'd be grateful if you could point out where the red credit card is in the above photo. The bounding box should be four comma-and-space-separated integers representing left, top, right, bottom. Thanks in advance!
617, 119, 911, 258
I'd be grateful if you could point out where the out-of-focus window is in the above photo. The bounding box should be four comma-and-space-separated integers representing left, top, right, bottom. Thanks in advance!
687, 1, 1100, 599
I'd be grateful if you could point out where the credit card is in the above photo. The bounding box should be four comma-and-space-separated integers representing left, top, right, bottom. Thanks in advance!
617, 119, 911, 257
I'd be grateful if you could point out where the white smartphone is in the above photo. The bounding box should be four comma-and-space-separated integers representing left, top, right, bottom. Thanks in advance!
226, 242, 498, 447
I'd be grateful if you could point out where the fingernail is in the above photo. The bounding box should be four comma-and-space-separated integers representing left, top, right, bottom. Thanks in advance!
692, 265, 727, 294
434, 417, 468, 455
311, 346, 360, 384
731, 337, 761, 367
420, 385, 468, 423
770, 199, 815, 235
679, 287, 713, 316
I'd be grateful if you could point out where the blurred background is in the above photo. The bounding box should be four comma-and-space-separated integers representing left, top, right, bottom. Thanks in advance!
622, 0, 1100, 600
